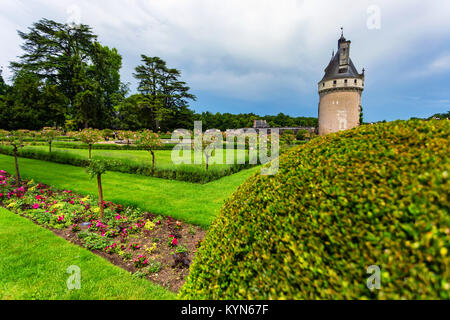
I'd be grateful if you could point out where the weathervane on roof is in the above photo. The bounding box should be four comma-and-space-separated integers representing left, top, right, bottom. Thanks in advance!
341, 27, 344, 37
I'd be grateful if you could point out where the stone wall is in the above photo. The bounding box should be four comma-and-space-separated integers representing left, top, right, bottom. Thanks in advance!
318, 90, 361, 136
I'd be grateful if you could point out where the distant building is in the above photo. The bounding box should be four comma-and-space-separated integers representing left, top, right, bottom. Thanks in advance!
251, 119, 316, 135
318, 30, 365, 136
253, 120, 270, 128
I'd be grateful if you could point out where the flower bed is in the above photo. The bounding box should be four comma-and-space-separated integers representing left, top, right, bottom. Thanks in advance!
0, 170, 205, 292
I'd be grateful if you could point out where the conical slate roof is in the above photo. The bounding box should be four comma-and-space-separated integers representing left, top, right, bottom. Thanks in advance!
320, 49, 363, 82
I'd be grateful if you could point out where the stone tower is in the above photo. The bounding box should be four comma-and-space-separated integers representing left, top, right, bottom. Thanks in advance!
318, 31, 364, 136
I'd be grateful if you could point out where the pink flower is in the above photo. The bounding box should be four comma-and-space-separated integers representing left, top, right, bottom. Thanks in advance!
57, 215, 64, 222
172, 238, 178, 246
36, 195, 42, 200
33, 203, 40, 209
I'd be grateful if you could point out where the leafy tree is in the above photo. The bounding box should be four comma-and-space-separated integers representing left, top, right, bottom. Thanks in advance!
86, 159, 109, 220
0, 69, 8, 96
0, 71, 66, 130
11, 19, 96, 108
77, 128, 102, 159
135, 130, 162, 171
10, 18, 124, 129
133, 55, 196, 131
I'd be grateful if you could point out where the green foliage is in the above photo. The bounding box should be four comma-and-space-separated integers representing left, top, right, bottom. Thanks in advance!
194, 112, 318, 131
280, 132, 295, 146
86, 159, 109, 178
181, 120, 450, 299
7, 19, 124, 130
78, 231, 114, 251
296, 129, 309, 141
147, 260, 162, 274
132, 55, 196, 131
0, 71, 67, 130
135, 130, 162, 151
77, 128, 103, 145
359, 105, 364, 125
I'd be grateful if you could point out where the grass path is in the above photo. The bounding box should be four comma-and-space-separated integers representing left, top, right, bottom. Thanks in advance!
0, 207, 175, 300
0, 154, 260, 228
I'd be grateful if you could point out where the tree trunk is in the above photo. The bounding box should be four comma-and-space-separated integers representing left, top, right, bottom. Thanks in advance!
13, 147, 21, 186
49, 141, 52, 153
150, 150, 155, 171
89, 144, 92, 159
97, 174, 104, 220
206, 155, 209, 171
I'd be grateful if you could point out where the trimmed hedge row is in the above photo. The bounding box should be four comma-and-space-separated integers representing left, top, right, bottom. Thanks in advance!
180, 120, 450, 299
51, 141, 178, 151
0, 146, 254, 184
30, 142, 252, 151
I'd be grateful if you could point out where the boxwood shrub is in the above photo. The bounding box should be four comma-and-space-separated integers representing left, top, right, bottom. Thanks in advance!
180, 120, 450, 299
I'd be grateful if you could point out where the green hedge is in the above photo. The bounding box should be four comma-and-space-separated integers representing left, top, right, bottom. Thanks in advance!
180, 120, 450, 299
0, 146, 254, 184
33, 141, 250, 151
51, 141, 178, 151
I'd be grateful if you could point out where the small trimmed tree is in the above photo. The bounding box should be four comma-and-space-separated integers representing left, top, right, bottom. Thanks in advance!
192, 136, 217, 171
117, 130, 135, 145
77, 128, 102, 159
4, 131, 25, 186
86, 159, 108, 220
41, 127, 61, 153
135, 130, 162, 171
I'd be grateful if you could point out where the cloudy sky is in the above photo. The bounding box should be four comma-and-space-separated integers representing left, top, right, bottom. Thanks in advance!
1, 0, 449, 122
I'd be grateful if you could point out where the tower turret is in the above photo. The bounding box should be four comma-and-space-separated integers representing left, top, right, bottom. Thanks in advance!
317, 30, 364, 136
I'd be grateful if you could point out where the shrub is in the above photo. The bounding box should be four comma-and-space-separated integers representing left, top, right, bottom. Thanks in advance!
180, 120, 450, 300
296, 129, 309, 141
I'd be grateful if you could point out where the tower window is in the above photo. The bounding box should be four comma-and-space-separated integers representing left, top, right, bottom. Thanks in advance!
322, 82, 325, 87
333, 80, 337, 84
354, 79, 357, 84
344, 79, 348, 83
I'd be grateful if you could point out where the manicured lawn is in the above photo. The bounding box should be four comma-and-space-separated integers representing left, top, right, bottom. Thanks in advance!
0, 207, 175, 300
0, 154, 260, 228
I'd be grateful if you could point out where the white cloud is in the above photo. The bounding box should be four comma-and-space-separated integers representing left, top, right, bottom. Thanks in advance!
0, 0, 450, 109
